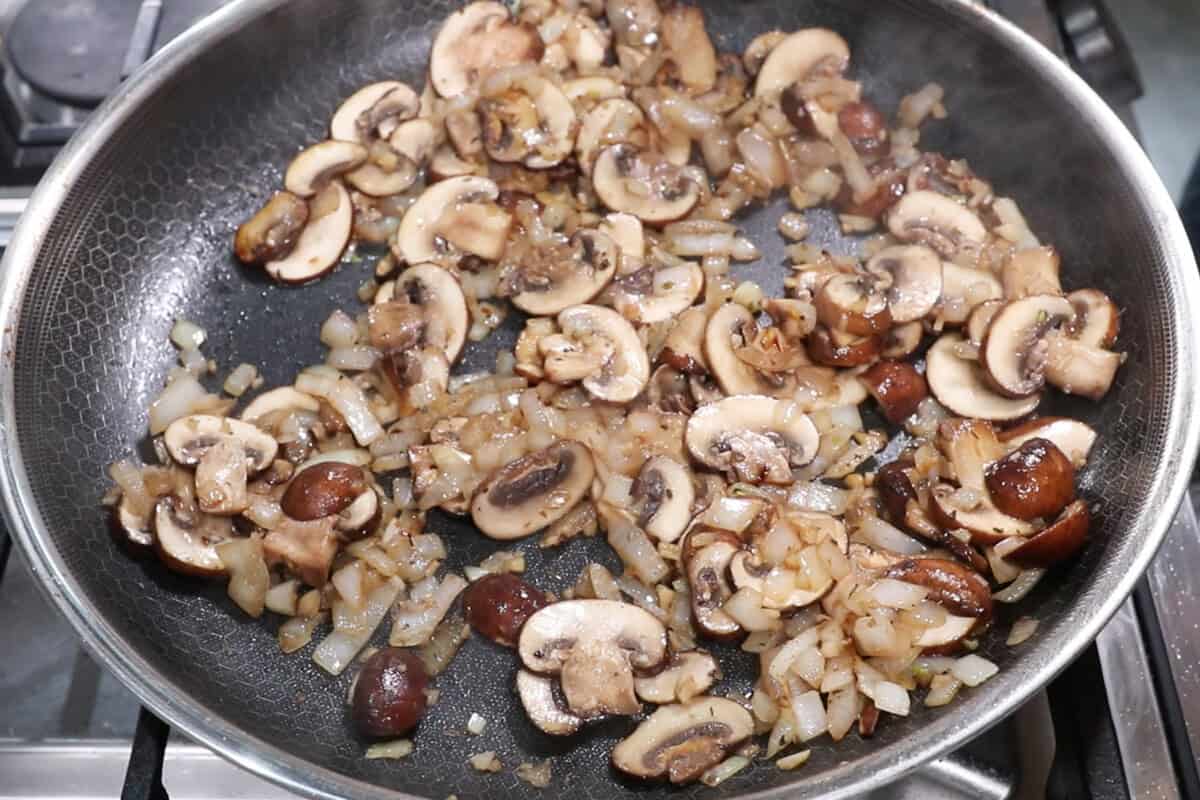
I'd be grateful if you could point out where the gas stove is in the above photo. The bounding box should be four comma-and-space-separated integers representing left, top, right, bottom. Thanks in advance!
0, 1, 1196, 798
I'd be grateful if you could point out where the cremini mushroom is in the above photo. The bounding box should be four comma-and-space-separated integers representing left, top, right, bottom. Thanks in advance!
938, 262, 1003, 325
330, 81, 420, 143
1008, 499, 1089, 567
806, 326, 881, 368
433, 201, 513, 261
966, 299, 1005, 346
164, 414, 278, 473
1001, 246, 1062, 299
683, 529, 741, 639
284, 140, 368, 198
518, 599, 668, 718
234, 191, 309, 266
979, 294, 1074, 397
858, 360, 929, 424
814, 272, 893, 335
263, 516, 339, 587
430, 2, 544, 98
479, 69, 578, 169
704, 302, 801, 398
925, 334, 1040, 421
516, 669, 584, 735
606, 0, 661, 47
470, 440, 596, 540
605, 260, 704, 324
754, 28, 850, 97
281, 462, 369, 521
335, 487, 379, 536
153, 496, 235, 577
686, 395, 819, 483
984, 437, 1075, 521
661, 306, 710, 374
929, 418, 1035, 542
611, 696, 754, 784
999, 417, 1097, 468
511, 230, 619, 316
392, 175, 499, 265
887, 190, 987, 263
114, 495, 155, 550
428, 144, 484, 181
344, 143, 420, 198
542, 304, 650, 402
1066, 289, 1119, 349
659, 5, 718, 92
194, 438, 249, 515
882, 557, 993, 648
389, 118, 438, 165
592, 144, 700, 223
575, 98, 647, 174
729, 551, 831, 609
265, 182, 353, 283
370, 262, 469, 364
1042, 331, 1122, 400
633, 650, 720, 704
630, 456, 695, 543
865, 245, 943, 323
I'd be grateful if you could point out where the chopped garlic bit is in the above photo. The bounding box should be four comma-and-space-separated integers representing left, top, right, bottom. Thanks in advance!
467, 712, 487, 735
469, 751, 503, 773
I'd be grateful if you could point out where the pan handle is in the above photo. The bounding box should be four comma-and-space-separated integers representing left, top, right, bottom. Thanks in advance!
121, 707, 171, 800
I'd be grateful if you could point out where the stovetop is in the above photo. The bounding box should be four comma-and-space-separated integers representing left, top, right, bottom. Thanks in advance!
0, 1, 1196, 798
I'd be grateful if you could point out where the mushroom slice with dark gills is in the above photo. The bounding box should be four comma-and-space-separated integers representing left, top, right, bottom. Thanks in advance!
283, 140, 368, 198
164, 414, 278, 473
516, 669, 584, 735
153, 495, 235, 577
682, 529, 742, 640
392, 175, 499, 266
814, 272, 893, 336
882, 557, 993, 649
234, 192, 309, 266
1065, 289, 1120, 349
369, 263, 468, 365
264, 182, 354, 283
754, 27, 850, 97
575, 98, 649, 174
979, 294, 1074, 398
887, 190, 987, 265
704, 302, 806, 398
540, 304, 650, 403
633, 650, 720, 704
925, 334, 1040, 422
430, 2, 544, 98
330, 81, 420, 143
479, 67, 578, 169
604, 259, 704, 325
470, 441, 595, 540
865, 244, 944, 324
630, 456, 695, 543
506, 230, 619, 316
660, 306, 711, 375
686, 395, 819, 484
518, 599, 668, 719
592, 144, 700, 223
611, 696, 754, 784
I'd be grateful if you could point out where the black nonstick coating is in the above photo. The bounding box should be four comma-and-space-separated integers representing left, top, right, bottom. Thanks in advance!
3, 0, 1189, 798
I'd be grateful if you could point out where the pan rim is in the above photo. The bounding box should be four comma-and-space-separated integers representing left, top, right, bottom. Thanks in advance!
1, 0, 1198, 798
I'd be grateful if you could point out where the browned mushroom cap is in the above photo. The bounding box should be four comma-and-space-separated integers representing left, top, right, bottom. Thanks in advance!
807, 326, 881, 368
1001, 246, 1062, 300
883, 557, 993, 647
966, 299, 1005, 346
874, 460, 919, 527
265, 182, 353, 283
858, 360, 929, 424
938, 262, 1003, 325
478, 71, 578, 169
153, 496, 235, 577
704, 303, 799, 397
575, 98, 647, 174
330, 82, 420, 143
611, 697, 754, 784
1008, 499, 1090, 567
881, 321, 923, 359
1066, 289, 1120, 349
926, 334, 1041, 421
815, 272, 893, 336
754, 28, 850, 97
631, 456, 695, 543
984, 438, 1075, 521
471, 441, 596, 540
592, 144, 700, 223
393, 175, 499, 265
685, 395, 819, 484
284, 141, 368, 198
281, 462, 369, 521
633, 650, 720, 704
866, 245, 943, 324
516, 669, 584, 735
430, 2, 543, 98
512, 230, 619, 316
660, 307, 711, 374
887, 190, 987, 262
999, 417, 1097, 469
979, 294, 1074, 398
1042, 331, 1123, 400
929, 418, 1035, 542
682, 529, 742, 640
234, 192, 309, 265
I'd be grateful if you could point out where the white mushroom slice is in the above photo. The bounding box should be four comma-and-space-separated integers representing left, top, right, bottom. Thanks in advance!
433, 202, 513, 261
430, 2, 543, 98
480, 71, 578, 168
684, 530, 741, 639
562, 75, 625, 103
887, 190, 987, 262
513, 230, 619, 316
966, 299, 1005, 346
1042, 332, 1123, 400
239, 387, 320, 422
1001, 246, 1062, 299
283, 140, 368, 198
939, 262, 1003, 324
754, 28, 850, 97
630, 456, 695, 543
344, 146, 419, 198
686, 395, 819, 483
1066, 289, 1120, 349
999, 417, 1098, 468
388, 118, 437, 165
392, 175, 499, 265
575, 98, 646, 173
336, 489, 378, 533
980, 294, 1074, 397
611, 697, 754, 784
592, 144, 700, 223
728, 551, 831, 609
882, 320, 924, 359
518, 599, 668, 719
195, 438, 248, 515
704, 303, 797, 398
330, 81, 420, 143
551, 305, 650, 403
633, 651, 720, 704
600, 212, 645, 272
606, 261, 703, 324
661, 306, 710, 373
265, 182, 353, 283
471, 441, 595, 540
164, 414, 278, 473
926, 334, 1040, 421
153, 496, 234, 577
516, 669, 584, 735
429, 145, 484, 181
916, 615, 978, 648
866, 245, 943, 323
390, 263, 470, 363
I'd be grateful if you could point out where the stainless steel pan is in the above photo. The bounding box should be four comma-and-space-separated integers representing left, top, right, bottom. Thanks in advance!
2, 1, 1198, 798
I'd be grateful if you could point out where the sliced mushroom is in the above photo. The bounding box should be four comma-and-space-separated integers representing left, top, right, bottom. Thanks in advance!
1008, 499, 1089, 567
887, 190, 987, 262
660, 307, 711, 374
683, 529, 741, 639
630, 456, 694, 543
516, 669, 584, 735
330, 81, 420, 143
939, 262, 1003, 325
633, 650, 720, 704
164, 414, 278, 473
611, 697, 754, 784
686, 395, 819, 483
375, 262, 469, 364
815, 272, 892, 335
263, 516, 339, 587
1043, 331, 1123, 400
430, 2, 543, 98
518, 599, 667, 719
930, 418, 1036, 542
754, 28, 850, 97
335, 487, 379, 536
389, 118, 438, 165
883, 557, 992, 648
865, 245, 943, 324
659, 6, 718, 92
575, 98, 647, 174
984, 438, 1075, 521
428, 144, 485, 181
704, 303, 798, 398
265, 182, 353, 283
284, 140, 368, 197
592, 144, 700, 223
562, 75, 626, 103
195, 438, 249, 515
858, 360, 929, 424
512, 230, 619, 316
806, 326, 881, 368
392, 175, 499, 265
966, 299, 1005, 346
600, 212, 645, 272
234, 191, 309, 265
344, 146, 419, 197
980, 294, 1073, 398
239, 386, 319, 423
153, 496, 235, 577
479, 71, 578, 169
881, 321, 923, 359
471, 440, 596, 540
606, 261, 704, 324
114, 495, 155, 550
1066, 289, 1119, 348
433, 201, 513, 261
546, 304, 650, 402
1001, 246, 1062, 299
925, 334, 1040, 421
729, 551, 831, 609
999, 417, 1097, 468
606, 0, 661, 47
281, 461, 369, 521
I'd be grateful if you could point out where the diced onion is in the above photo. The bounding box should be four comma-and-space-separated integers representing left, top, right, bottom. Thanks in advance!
853, 516, 926, 556
724, 587, 779, 632
607, 516, 669, 585
873, 680, 911, 716
366, 739, 413, 760
776, 750, 811, 770
320, 310, 359, 348
870, 578, 928, 610
148, 373, 211, 435
924, 673, 962, 707
217, 538, 269, 618
789, 687, 828, 742
1007, 616, 1039, 646
993, 568, 1046, 603
313, 578, 403, 675
515, 759, 552, 788
295, 370, 384, 446
265, 579, 300, 616
223, 363, 259, 397
951, 654, 999, 687
467, 713, 487, 735
390, 574, 468, 647
702, 496, 763, 534
327, 346, 380, 371
700, 755, 750, 787
170, 319, 206, 351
